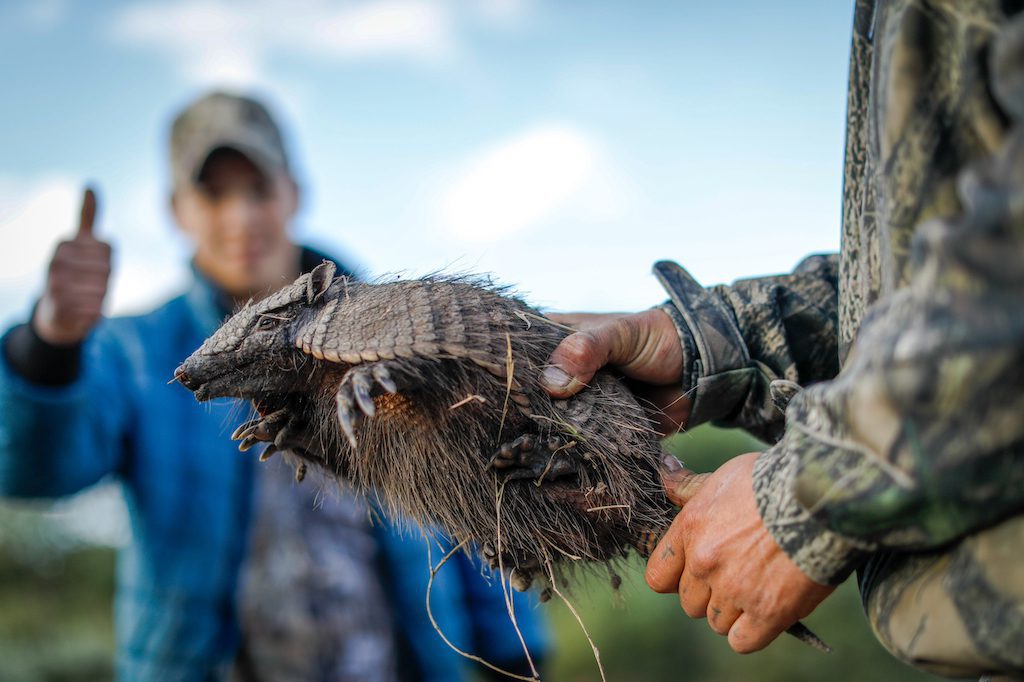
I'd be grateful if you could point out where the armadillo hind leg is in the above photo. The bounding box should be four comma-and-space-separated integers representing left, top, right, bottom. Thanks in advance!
479, 540, 545, 593
487, 433, 579, 485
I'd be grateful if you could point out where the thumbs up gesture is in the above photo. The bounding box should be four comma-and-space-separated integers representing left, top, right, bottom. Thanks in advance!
32, 187, 113, 345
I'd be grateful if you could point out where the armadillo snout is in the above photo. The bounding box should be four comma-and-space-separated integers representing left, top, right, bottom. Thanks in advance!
172, 364, 200, 391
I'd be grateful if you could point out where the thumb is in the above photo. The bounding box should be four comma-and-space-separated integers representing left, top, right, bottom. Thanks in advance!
540, 318, 637, 397
76, 186, 98, 240
660, 453, 708, 506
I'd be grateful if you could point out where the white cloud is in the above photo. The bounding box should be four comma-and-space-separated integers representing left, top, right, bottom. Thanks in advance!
307, 1, 451, 59
0, 176, 83, 325
470, 0, 532, 25
109, 0, 456, 87
0, 175, 79, 287
0, 175, 191, 325
441, 123, 627, 242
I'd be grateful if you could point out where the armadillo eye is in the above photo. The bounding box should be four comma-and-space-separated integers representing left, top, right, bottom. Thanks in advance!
256, 316, 280, 331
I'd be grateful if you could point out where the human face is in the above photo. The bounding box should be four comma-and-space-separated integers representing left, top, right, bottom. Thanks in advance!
172, 149, 300, 299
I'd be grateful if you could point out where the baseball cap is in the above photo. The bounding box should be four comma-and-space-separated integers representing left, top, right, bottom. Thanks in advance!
170, 91, 290, 189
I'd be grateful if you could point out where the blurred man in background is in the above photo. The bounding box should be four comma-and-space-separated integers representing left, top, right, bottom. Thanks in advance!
541, 2, 1024, 680
0, 91, 545, 681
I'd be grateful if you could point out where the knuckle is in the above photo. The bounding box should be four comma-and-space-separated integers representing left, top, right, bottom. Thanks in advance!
688, 547, 717, 579
50, 246, 72, 264
560, 332, 599, 364
747, 589, 794, 624
550, 333, 600, 378
52, 246, 85, 266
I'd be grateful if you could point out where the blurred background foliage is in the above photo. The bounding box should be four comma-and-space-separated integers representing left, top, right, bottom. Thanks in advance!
0, 425, 946, 681
0, 505, 115, 681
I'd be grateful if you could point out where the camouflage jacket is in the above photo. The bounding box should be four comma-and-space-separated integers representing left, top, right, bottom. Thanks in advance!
660, 0, 1024, 585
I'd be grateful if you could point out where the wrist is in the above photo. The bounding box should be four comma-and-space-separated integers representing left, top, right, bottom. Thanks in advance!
5, 306, 84, 386
752, 445, 872, 586
657, 302, 699, 398
653, 261, 754, 428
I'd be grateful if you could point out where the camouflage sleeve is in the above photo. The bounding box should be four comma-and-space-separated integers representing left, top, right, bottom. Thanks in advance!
754, 13, 1024, 585
655, 253, 840, 442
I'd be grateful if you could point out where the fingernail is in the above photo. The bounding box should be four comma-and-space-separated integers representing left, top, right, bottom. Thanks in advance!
661, 454, 683, 471
540, 366, 571, 390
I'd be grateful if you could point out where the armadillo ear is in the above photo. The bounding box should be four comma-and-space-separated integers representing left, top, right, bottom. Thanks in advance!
306, 261, 336, 303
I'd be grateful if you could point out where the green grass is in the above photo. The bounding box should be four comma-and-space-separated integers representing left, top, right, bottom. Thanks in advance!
0, 545, 115, 682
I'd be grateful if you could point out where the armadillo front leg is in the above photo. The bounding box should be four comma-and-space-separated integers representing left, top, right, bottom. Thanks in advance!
232, 408, 291, 453
233, 407, 310, 461
335, 361, 403, 448
231, 406, 327, 481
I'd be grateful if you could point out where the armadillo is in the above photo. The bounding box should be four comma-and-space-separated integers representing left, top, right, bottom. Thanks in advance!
174, 261, 828, 651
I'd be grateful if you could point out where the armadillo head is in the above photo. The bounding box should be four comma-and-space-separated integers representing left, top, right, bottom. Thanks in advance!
174, 260, 337, 402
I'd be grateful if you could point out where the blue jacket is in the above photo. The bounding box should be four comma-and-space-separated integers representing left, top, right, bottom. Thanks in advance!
0, 262, 546, 681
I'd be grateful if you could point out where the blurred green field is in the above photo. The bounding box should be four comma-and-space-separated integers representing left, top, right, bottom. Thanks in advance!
0, 518, 115, 682
0, 426, 948, 682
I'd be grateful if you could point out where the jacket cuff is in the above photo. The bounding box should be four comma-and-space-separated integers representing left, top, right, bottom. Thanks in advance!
3, 321, 82, 386
753, 443, 872, 585
0, 328, 89, 404
653, 260, 752, 426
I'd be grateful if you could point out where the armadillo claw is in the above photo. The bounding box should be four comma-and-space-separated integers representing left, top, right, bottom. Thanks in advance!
487, 433, 578, 485
480, 541, 500, 570
351, 373, 376, 417
232, 409, 290, 444
372, 364, 398, 394
336, 391, 359, 449
487, 435, 535, 470
509, 569, 533, 592
336, 362, 406, 447
231, 419, 262, 441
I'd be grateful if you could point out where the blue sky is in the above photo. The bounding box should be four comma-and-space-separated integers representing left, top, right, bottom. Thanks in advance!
0, 0, 854, 325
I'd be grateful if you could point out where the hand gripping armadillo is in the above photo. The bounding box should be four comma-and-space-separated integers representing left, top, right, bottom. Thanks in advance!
174, 261, 828, 652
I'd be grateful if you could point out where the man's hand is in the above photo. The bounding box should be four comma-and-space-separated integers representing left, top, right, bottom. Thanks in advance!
32, 188, 112, 345
646, 453, 835, 653
540, 309, 692, 435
